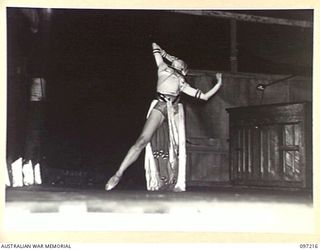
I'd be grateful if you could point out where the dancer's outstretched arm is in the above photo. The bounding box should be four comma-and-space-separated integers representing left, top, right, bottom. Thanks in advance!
181, 73, 222, 101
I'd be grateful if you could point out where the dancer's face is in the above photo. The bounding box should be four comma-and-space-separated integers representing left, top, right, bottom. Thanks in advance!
172, 60, 188, 75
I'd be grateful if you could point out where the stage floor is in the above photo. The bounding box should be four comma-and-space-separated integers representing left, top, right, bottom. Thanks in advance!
3, 185, 314, 234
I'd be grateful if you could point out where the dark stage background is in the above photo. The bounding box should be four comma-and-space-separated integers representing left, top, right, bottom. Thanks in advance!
6, 9, 313, 189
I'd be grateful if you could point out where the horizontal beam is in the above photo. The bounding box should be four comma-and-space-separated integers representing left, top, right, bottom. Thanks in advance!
171, 10, 312, 28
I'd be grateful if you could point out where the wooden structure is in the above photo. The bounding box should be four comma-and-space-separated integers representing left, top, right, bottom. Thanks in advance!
227, 102, 312, 189
185, 70, 312, 189
171, 10, 312, 28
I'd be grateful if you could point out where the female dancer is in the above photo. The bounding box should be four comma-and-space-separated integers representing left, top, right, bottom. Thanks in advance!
105, 42, 222, 191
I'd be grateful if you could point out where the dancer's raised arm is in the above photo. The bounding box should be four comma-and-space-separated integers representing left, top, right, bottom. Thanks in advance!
181, 73, 222, 101
152, 42, 179, 64
152, 42, 165, 67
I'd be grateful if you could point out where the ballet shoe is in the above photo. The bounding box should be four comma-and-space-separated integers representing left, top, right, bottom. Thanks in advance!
105, 174, 121, 191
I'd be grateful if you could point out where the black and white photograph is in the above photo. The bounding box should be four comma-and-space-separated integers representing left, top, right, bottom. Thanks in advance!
2, 0, 318, 245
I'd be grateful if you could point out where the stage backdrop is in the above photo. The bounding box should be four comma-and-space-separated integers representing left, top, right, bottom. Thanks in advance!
184, 70, 312, 187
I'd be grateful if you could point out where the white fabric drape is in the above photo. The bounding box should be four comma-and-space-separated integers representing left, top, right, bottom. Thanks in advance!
144, 100, 186, 191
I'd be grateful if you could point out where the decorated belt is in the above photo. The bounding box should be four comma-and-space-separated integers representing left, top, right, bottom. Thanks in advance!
157, 93, 180, 104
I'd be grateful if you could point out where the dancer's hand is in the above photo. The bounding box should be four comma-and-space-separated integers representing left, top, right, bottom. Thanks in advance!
216, 73, 222, 81
152, 42, 161, 50
105, 174, 121, 191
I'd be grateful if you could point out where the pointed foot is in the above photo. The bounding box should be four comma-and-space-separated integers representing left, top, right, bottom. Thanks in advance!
105, 174, 121, 191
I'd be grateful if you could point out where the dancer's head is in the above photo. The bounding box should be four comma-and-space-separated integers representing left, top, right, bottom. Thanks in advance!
172, 59, 188, 75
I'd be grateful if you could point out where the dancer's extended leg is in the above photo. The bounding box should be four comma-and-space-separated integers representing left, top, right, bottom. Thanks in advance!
105, 109, 164, 190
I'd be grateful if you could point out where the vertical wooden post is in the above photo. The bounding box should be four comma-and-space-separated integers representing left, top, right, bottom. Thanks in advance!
230, 19, 238, 73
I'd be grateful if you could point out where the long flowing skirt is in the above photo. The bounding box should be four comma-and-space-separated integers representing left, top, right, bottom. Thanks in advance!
144, 100, 186, 191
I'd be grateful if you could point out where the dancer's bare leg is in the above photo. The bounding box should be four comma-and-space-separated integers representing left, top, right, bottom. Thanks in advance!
105, 109, 164, 190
